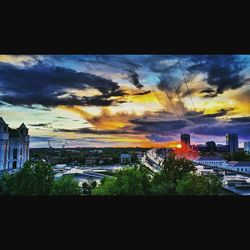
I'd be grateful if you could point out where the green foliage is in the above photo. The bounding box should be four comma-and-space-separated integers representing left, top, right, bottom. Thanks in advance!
0, 172, 16, 195
0, 154, 223, 196
0, 161, 54, 195
149, 154, 196, 195
92, 177, 116, 195
176, 173, 222, 195
52, 175, 82, 196
92, 155, 222, 196
161, 153, 195, 183
92, 165, 152, 195
82, 178, 97, 196
150, 173, 176, 195
223, 151, 250, 161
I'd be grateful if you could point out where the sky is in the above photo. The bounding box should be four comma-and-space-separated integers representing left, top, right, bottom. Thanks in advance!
0, 55, 250, 148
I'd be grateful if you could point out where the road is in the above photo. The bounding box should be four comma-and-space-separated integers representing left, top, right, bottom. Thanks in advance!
141, 149, 163, 173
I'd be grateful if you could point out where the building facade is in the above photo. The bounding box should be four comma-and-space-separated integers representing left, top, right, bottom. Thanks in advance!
0, 117, 30, 171
244, 142, 250, 153
181, 134, 190, 149
221, 161, 250, 174
226, 133, 238, 153
193, 156, 227, 167
120, 154, 131, 164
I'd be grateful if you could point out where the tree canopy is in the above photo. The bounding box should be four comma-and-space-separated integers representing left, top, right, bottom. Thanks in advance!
92, 165, 152, 196
176, 173, 221, 195
93, 153, 222, 196
0, 155, 222, 196
0, 161, 80, 196
52, 175, 82, 196
150, 153, 196, 195
0, 161, 54, 195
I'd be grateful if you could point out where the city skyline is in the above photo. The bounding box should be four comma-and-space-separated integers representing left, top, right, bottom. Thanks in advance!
0, 55, 250, 148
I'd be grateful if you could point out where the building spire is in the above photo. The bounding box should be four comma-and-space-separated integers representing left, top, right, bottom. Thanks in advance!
19, 123, 27, 129
0, 117, 7, 124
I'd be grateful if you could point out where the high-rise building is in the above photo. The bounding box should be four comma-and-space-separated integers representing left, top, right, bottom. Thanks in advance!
226, 133, 238, 153
181, 134, 190, 149
244, 141, 250, 153
0, 117, 30, 171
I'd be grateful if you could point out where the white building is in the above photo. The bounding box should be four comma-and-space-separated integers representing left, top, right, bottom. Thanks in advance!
244, 142, 250, 153
193, 156, 227, 167
0, 117, 30, 171
120, 153, 131, 164
221, 161, 250, 174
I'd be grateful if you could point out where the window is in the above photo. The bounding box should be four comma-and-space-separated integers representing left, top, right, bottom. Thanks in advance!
12, 161, 17, 169
13, 148, 18, 160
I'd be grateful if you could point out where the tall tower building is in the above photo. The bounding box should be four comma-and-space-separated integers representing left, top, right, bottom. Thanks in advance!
0, 117, 30, 171
181, 134, 190, 149
226, 133, 238, 153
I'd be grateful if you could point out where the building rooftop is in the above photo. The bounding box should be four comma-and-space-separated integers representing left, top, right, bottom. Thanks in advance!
197, 156, 225, 161
19, 123, 27, 129
232, 162, 250, 167
227, 161, 239, 166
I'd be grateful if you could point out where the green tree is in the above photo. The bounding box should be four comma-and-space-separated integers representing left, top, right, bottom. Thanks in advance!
176, 173, 222, 195
150, 173, 176, 195
223, 151, 250, 161
52, 175, 82, 196
150, 153, 195, 194
0, 172, 16, 195
92, 165, 152, 196
0, 161, 54, 195
82, 178, 97, 196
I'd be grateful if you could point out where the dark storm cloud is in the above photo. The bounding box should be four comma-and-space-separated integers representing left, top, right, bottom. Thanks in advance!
133, 90, 151, 96
146, 134, 176, 142
200, 88, 215, 94
157, 74, 173, 92
28, 123, 51, 128
127, 69, 144, 89
72, 55, 143, 69
184, 108, 234, 125
53, 127, 134, 135
79, 89, 127, 106
0, 61, 124, 108
199, 87, 218, 98
202, 108, 234, 118
191, 122, 250, 139
229, 116, 250, 123
187, 55, 247, 96
54, 55, 146, 89
130, 119, 191, 134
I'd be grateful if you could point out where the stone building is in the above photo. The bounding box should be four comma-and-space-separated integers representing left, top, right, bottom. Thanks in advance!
0, 117, 30, 171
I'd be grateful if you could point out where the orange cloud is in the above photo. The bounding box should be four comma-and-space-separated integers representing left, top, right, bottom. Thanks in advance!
58, 105, 139, 130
